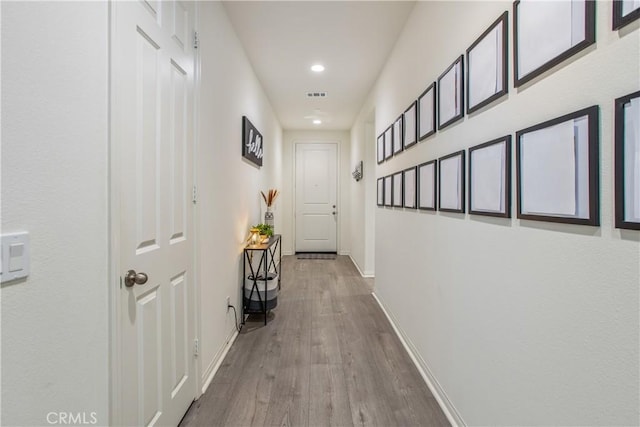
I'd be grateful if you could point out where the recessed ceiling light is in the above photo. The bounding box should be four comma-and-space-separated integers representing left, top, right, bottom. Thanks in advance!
313, 119, 322, 125
311, 64, 325, 73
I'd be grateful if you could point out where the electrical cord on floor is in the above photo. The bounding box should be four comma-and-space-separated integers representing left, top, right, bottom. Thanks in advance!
228, 304, 242, 332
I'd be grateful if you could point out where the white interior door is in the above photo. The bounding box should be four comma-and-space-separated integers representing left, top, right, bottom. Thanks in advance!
295, 143, 338, 252
112, 2, 196, 426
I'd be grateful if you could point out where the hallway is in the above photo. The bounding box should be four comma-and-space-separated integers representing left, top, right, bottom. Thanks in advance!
179, 256, 449, 427
2, 1, 638, 425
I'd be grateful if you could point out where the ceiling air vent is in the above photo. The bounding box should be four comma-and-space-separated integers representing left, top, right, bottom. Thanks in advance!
306, 91, 328, 98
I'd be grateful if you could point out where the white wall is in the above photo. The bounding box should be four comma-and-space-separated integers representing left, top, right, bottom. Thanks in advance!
355, 1, 640, 425
1, 2, 110, 425
281, 130, 351, 255
196, 1, 283, 388
349, 111, 376, 276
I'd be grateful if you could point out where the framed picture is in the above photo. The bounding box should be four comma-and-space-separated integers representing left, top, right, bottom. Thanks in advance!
384, 126, 393, 160
516, 106, 599, 225
403, 101, 418, 149
467, 12, 508, 114
242, 116, 263, 167
418, 160, 437, 210
439, 151, 465, 213
614, 91, 640, 230
613, 0, 640, 30
514, 0, 596, 87
392, 171, 403, 207
393, 116, 404, 155
403, 167, 417, 209
377, 133, 385, 164
384, 175, 393, 207
377, 177, 384, 207
418, 83, 436, 140
438, 56, 464, 130
469, 136, 512, 218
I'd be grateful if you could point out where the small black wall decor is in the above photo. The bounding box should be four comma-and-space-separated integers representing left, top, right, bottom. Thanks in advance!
242, 116, 263, 167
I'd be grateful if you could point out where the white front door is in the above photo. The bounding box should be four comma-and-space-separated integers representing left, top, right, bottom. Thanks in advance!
295, 143, 338, 252
112, 2, 196, 426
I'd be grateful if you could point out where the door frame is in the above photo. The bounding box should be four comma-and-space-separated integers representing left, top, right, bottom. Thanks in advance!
108, 2, 202, 424
292, 141, 341, 253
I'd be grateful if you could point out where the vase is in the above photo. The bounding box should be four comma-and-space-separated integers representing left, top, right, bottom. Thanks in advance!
265, 207, 274, 229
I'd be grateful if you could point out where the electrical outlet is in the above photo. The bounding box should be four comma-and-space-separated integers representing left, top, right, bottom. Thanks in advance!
226, 296, 230, 311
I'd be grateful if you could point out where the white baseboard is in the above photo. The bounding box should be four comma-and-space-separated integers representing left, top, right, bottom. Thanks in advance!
200, 328, 239, 395
348, 254, 375, 278
372, 292, 465, 427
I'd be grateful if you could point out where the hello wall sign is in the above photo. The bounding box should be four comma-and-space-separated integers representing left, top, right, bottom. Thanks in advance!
242, 116, 263, 167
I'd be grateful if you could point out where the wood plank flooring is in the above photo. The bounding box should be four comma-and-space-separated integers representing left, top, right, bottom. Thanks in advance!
179, 256, 450, 427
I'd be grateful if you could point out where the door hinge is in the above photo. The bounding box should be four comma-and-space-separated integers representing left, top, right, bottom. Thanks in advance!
194, 339, 199, 357
192, 185, 197, 204
193, 31, 199, 49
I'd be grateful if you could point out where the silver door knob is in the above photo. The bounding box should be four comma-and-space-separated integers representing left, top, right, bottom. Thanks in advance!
125, 270, 148, 287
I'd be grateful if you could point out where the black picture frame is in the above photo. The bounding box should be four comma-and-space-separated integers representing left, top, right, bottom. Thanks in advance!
377, 133, 385, 164
613, 0, 640, 30
392, 171, 403, 207
468, 135, 512, 218
403, 101, 418, 149
515, 105, 599, 225
242, 116, 263, 167
614, 90, 640, 230
438, 150, 466, 213
513, 0, 596, 87
403, 166, 418, 209
418, 160, 437, 211
377, 177, 385, 207
384, 175, 393, 207
393, 115, 404, 155
384, 126, 393, 160
466, 12, 509, 114
437, 56, 464, 130
418, 83, 436, 140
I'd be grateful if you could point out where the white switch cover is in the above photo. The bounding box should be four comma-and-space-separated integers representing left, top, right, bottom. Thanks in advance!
1, 232, 30, 283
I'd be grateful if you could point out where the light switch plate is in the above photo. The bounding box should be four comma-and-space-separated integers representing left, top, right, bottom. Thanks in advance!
1, 232, 30, 283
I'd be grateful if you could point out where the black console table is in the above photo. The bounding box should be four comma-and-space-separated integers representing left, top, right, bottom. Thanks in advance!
242, 234, 281, 325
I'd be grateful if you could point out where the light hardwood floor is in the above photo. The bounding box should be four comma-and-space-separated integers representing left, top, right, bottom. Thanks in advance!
179, 256, 450, 427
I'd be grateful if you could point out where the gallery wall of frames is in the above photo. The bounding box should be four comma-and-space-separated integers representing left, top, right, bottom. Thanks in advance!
376, 0, 640, 231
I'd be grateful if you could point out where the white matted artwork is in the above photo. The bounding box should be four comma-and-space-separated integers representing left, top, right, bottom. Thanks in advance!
418, 83, 436, 140
392, 171, 403, 207
469, 136, 512, 217
393, 116, 403, 155
418, 160, 437, 210
516, 105, 599, 225
377, 177, 384, 206
614, 91, 640, 230
613, 0, 640, 29
404, 102, 418, 149
384, 126, 393, 160
377, 134, 385, 164
384, 175, 393, 207
438, 56, 464, 130
514, 0, 595, 86
467, 12, 508, 114
438, 150, 465, 213
403, 167, 417, 209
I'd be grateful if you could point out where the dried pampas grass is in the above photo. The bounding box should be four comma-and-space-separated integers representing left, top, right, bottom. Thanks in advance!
261, 189, 279, 207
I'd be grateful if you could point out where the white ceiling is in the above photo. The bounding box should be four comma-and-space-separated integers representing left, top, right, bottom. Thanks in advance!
223, 1, 416, 130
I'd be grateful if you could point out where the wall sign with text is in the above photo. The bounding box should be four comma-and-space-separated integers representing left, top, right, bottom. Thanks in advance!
242, 116, 263, 167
